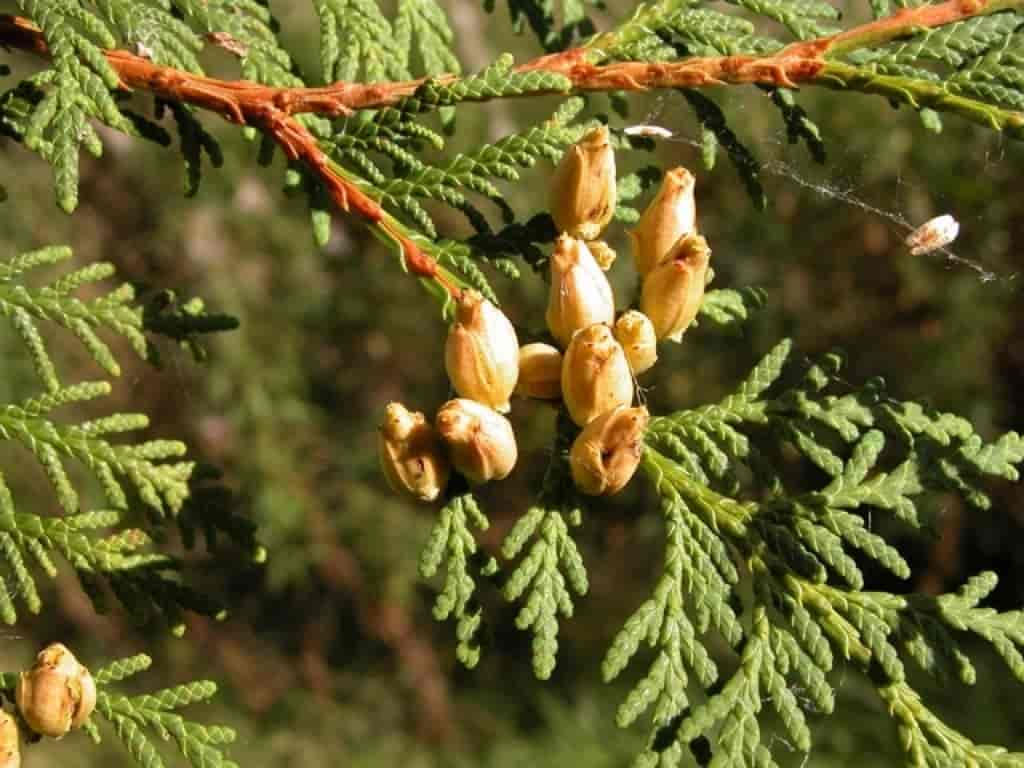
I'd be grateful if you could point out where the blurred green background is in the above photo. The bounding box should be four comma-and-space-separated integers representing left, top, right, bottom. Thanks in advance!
2, 0, 1024, 764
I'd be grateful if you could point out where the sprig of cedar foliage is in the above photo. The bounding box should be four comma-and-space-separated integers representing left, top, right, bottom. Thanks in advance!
499, 410, 589, 681
0, 244, 244, 764
421, 333, 1024, 766
628, 339, 1024, 766
0, 244, 246, 625
419, 491, 496, 669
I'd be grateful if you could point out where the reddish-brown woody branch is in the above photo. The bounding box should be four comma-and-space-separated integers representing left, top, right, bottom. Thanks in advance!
0, 0, 1009, 114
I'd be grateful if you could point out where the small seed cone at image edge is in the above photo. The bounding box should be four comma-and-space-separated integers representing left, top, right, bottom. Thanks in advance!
445, 289, 519, 412
561, 323, 634, 427
570, 405, 650, 496
546, 235, 615, 347
630, 166, 697, 276
16, 643, 96, 739
641, 233, 712, 342
378, 402, 450, 502
436, 398, 518, 484
0, 711, 18, 768
550, 125, 617, 241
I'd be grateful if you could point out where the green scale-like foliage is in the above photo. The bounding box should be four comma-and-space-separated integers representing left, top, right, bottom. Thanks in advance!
421, 326, 1024, 765
2, 246, 186, 517
418, 413, 590, 681
327, 73, 577, 239
0, 243, 244, 766
0, 245, 241, 630
587, 0, 1024, 201
315, 0, 410, 83
419, 492, 497, 669
625, 338, 1023, 766
7, 0, 1024, 273
14, 0, 135, 211
500, 411, 590, 681
844, 13, 1024, 113
320, 88, 590, 300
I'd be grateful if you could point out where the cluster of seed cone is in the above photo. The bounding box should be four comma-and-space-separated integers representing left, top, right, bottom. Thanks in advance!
379, 126, 711, 502
0, 643, 98, 767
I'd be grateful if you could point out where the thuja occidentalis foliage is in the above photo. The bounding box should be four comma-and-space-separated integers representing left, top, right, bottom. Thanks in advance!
0, 243, 250, 766
1, 0, 1024, 765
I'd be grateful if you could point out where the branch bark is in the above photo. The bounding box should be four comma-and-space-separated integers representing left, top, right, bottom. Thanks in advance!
4, 0, 1021, 112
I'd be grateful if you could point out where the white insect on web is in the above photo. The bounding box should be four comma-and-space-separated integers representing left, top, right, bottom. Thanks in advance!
905, 214, 960, 256
623, 124, 675, 139
631, 94, 1010, 283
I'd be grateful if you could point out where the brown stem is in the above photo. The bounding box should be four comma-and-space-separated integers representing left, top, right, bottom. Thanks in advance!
2, 0, 1013, 113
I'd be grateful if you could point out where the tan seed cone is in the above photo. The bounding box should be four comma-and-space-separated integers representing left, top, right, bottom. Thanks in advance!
0, 712, 19, 768
436, 399, 517, 484
445, 290, 519, 412
550, 126, 616, 240
641, 233, 711, 342
570, 405, 650, 495
613, 310, 658, 376
546, 235, 615, 348
630, 167, 697, 276
516, 343, 563, 400
561, 324, 633, 427
378, 403, 450, 502
16, 644, 94, 739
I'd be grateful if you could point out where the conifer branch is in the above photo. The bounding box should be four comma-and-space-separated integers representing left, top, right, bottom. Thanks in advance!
614, 338, 1024, 764
0, 244, 241, 628
0, 14, 462, 297
4, 1, 1023, 130
5, 0, 1024, 762
7, 0, 1023, 114
419, 492, 497, 669
3, 0, 1023, 292
501, 410, 589, 680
